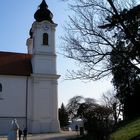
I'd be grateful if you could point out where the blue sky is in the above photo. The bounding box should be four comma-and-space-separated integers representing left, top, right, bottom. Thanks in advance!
0, 0, 113, 107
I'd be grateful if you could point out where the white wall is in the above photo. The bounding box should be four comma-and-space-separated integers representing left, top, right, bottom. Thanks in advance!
28, 74, 60, 133
32, 54, 56, 74
0, 75, 28, 134
0, 75, 27, 116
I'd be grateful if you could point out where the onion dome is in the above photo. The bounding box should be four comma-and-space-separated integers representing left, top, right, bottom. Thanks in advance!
34, 0, 54, 23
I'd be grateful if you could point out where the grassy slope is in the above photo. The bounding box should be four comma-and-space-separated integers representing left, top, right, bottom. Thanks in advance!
110, 118, 140, 140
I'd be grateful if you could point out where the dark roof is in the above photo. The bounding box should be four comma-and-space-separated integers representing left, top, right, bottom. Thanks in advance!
34, 0, 54, 23
0, 52, 32, 76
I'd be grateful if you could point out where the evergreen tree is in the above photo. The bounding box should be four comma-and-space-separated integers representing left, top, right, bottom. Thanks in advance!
59, 103, 69, 129
111, 44, 140, 119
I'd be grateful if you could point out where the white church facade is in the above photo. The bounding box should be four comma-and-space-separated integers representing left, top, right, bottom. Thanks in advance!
0, 0, 60, 134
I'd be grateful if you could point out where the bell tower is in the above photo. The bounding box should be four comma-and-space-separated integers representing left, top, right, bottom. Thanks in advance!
26, 0, 60, 133
27, 0, 57, 75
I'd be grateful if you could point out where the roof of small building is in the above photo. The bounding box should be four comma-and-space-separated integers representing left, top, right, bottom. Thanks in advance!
0, 52, 32, 76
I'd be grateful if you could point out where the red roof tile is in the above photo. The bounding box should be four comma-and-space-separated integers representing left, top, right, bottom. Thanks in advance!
0, 52, 32, 76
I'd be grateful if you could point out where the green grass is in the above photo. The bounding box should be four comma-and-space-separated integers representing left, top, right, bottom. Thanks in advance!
110, 118, 140, 140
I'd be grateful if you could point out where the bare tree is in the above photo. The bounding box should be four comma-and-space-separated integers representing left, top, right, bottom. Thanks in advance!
66, 95, 113, 139
66, 95, 84, 119
62, 0, 140, 80
66, 95, 97, 120
101, 90, 122, 124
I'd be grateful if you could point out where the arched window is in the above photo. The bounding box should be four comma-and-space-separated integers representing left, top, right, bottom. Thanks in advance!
0, 83, 2, 92
43, 33, 48, 45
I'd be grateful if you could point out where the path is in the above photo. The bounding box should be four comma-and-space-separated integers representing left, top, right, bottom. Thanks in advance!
0, 131, 78, 140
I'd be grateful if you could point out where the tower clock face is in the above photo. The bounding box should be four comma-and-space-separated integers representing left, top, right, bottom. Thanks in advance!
43, 24, 49, 30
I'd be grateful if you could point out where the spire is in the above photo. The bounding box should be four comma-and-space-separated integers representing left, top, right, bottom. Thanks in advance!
39, 0, 48, 9
34, 0, 54, 23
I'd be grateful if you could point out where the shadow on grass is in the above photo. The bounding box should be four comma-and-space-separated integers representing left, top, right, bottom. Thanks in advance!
67, 135, 94, 140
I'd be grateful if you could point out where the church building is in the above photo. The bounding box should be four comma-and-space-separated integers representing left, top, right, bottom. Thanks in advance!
0, 0, 60, 134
